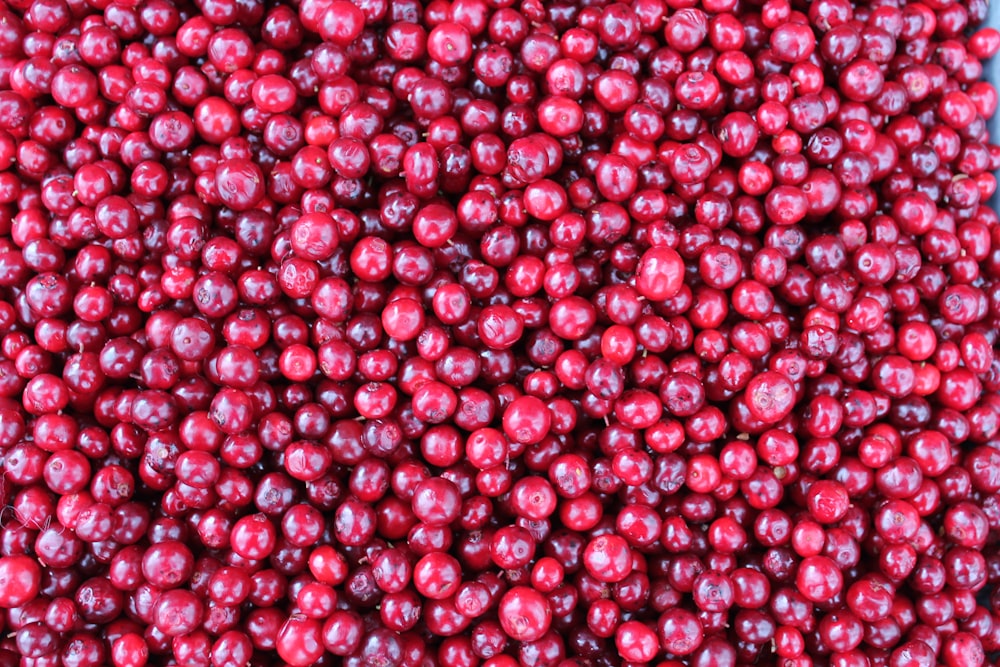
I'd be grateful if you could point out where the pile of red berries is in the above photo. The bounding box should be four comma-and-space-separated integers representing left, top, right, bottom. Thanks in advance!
0, 0, 999, 665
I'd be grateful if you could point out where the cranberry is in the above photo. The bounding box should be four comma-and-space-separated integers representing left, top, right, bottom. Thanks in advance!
0, 555, 41, 607
0, 0, 998, 663
635, 246, 685, 300
499, 586, 551, 642
744, 370, 796, 423
276, 615, 324, 666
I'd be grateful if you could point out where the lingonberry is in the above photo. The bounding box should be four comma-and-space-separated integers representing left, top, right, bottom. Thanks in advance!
498, 586, 552, 642
0, 0, 999, 662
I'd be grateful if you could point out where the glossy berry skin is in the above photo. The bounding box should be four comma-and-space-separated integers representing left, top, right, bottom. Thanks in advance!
276, 615, 324, 666
796, 555, 844, 603
744, 371, 796, 423
635, 246, 684, 300
216, 160, 265, 211
583, 534, 632, 583
0, 555, 41, 607
657, 608, 703, 656
502, 396, 551, 445
0, 0, 997, 664
616, 620, 658, 662
478, 305, 524, 350
498, 586, 551, 642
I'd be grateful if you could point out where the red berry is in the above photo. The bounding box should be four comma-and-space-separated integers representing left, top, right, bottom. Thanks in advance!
498, 586, 551, 642
635, 246, 684, 300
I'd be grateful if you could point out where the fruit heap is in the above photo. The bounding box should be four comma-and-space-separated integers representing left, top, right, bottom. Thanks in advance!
0, 0, 999, 665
